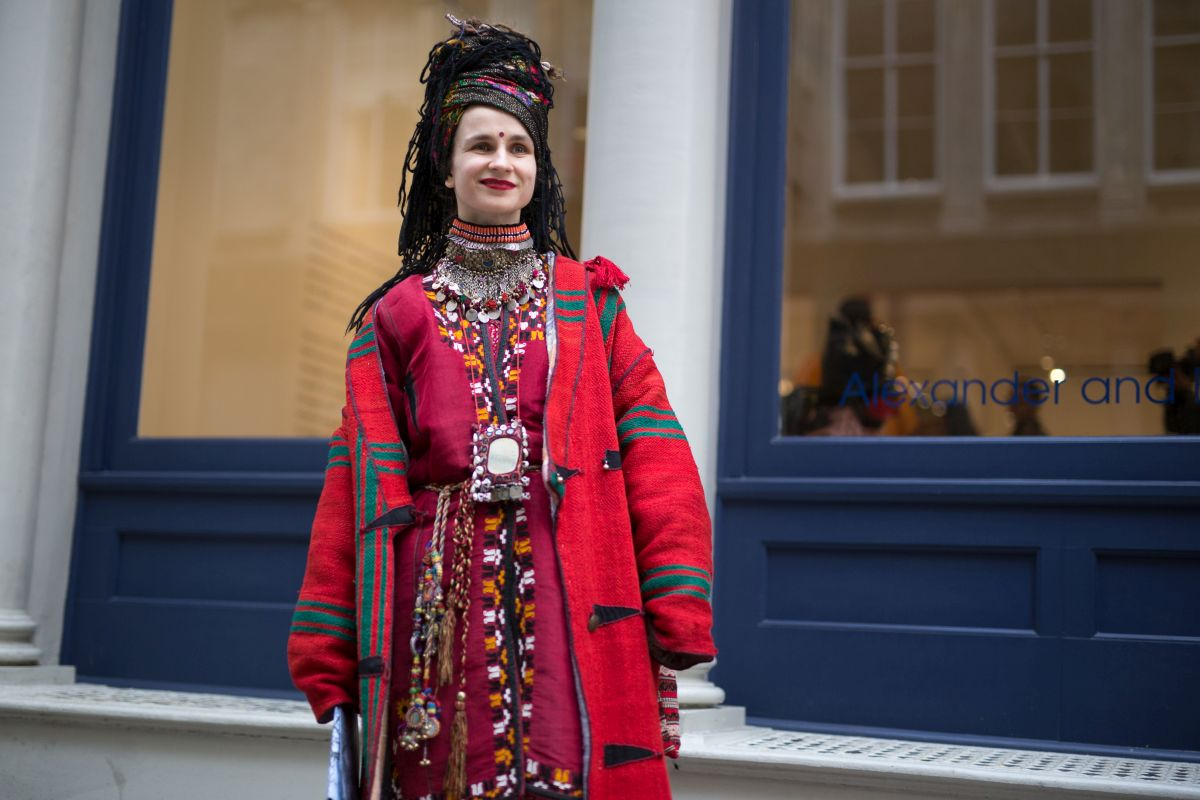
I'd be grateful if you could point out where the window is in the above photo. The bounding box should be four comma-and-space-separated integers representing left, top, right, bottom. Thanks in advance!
139, 0, 592, 437
781, 0, 1200, 439
722, 1, 1200, 759
835, 0, 940, 197
1148, 0, 1200, 181
987, 0, 1095, 186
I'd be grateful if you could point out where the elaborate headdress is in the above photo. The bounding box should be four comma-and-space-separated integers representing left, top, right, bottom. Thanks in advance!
349, 15, 575, 331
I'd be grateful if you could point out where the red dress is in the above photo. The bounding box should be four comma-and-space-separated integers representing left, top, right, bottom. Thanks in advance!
375, 267, 584, 798
288, 248, 715, 800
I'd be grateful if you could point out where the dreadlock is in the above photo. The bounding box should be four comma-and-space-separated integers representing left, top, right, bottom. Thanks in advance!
348, 16, 575, 333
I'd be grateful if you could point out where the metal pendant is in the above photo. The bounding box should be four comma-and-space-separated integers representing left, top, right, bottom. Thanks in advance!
470, 420, 532, 503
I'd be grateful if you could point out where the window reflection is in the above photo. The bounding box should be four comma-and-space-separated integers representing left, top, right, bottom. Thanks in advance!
783, 0, 1200, 438
138, 0, 592, 437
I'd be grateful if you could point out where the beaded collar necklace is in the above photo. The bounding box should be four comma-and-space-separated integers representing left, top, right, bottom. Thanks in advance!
431, 219, 547, 324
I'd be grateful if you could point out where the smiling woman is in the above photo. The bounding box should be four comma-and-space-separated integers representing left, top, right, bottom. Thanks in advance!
286, 15, 715, 800
444, 106, 537, 225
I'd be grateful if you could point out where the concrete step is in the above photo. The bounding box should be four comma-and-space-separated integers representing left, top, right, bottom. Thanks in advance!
2, 683, 1197, 800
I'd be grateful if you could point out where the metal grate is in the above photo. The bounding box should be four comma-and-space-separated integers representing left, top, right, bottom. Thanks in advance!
728, 730, 1200, 786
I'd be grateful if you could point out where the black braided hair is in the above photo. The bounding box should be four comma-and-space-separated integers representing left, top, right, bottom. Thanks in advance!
348, 17, 576, 332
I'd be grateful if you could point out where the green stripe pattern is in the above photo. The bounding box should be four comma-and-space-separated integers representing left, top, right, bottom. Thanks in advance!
291, 599, 356, 642
327, 437, 351, 471
555, 288, 587, 324
641, 564, 712, 603
369, 442, 408, 475
617, 405, 687, 446
348, 322, 377, 360
592, 287, 626, 346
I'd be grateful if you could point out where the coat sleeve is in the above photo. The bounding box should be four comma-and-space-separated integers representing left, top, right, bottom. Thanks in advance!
593, 281, 717, 670
287, 410, 359, 724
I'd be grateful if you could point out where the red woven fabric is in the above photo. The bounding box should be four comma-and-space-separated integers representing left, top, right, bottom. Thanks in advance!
288, 254, 714, 800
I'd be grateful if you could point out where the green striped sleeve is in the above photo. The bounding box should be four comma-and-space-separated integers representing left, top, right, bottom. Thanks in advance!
296, 598, 355, 616
290, 624, 355, 643
291, 599, 356, 642
641, 566, 712, 602
617, 406, 686, 445
327, 438, 352, 470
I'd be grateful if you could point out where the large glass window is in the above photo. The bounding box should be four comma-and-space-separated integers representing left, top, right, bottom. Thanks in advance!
1150, 0, 1200, 179
835, 0, 939, 197
138, 0, 591, 437
988, 0, 1095, 183
781, 0, 1200, 438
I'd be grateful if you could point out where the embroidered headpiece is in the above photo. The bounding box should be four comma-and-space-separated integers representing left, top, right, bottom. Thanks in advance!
349, 15, 575, 332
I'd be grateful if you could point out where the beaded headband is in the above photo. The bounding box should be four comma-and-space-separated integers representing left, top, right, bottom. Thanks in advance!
434, 40, 555, 173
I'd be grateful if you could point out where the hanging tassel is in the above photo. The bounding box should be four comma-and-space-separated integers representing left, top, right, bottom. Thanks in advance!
437, 604, 457, 687
584, 255, 630, 289
444, 691, 468, 799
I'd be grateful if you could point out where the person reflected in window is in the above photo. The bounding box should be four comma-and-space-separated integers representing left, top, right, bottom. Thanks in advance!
1008, 375, 1049, 437
782, 296, 901, 436
1150, 341, 1200, 435
287, 17, 715, 800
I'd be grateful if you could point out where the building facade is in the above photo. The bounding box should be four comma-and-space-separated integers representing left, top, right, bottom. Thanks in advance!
1, 0, 1198, 797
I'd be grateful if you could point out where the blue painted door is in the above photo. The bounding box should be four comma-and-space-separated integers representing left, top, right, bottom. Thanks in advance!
63, 0, 321, 696
715, 0, 1200, 760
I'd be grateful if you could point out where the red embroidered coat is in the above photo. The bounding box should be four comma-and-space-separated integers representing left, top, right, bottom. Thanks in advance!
288, 255, 716, 800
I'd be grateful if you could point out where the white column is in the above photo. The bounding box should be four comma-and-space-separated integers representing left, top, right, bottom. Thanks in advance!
940, 1, 987, 233
26, 0, 121, 668
0, 1, 97, 667
1096, 0, 1147, 223
581, 0, 733, 710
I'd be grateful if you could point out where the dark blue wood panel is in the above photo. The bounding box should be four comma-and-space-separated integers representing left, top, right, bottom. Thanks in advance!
1062, 638, 1200, 751
765, 545, 1037, 630
71, 598, 296, 693
68, 486, 313, 693
115, 533, 309, 603
1094, 552, 1200, 638
747, 624, 1057, 738
713, 494, 1200, 754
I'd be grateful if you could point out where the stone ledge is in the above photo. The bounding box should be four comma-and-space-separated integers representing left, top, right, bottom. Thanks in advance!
0, 682, 324, 741
676, 727, 1200, 799
5, 685, 1197, 799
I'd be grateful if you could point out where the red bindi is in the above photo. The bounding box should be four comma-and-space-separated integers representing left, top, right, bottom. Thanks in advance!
498, 131, 504, 138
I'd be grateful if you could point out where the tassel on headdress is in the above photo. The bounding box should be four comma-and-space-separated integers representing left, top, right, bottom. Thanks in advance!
350, 15, 575, 332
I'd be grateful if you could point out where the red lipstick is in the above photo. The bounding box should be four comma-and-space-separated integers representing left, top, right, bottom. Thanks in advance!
481, 179, 516, 190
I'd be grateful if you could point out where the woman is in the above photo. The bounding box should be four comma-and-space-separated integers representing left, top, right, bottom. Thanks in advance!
288, 17, 715, 800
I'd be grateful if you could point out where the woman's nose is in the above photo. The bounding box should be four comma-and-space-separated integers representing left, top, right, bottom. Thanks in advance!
489, 147, 512, 170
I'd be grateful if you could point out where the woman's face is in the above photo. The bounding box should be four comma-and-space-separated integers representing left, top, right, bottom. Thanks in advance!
445, 105, 537, 226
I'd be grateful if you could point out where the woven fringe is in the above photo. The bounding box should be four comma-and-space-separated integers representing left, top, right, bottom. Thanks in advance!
444, 706, 468, 799
437, 605, 457, 687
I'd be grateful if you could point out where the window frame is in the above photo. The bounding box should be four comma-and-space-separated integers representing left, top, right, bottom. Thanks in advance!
1144, 0, 1200, 186
719, 0, 1200, 492
982, 0, 1100, 192
832, 0, 944, 200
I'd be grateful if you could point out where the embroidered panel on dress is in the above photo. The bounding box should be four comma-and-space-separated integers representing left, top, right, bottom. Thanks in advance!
400, 263, 578, 799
